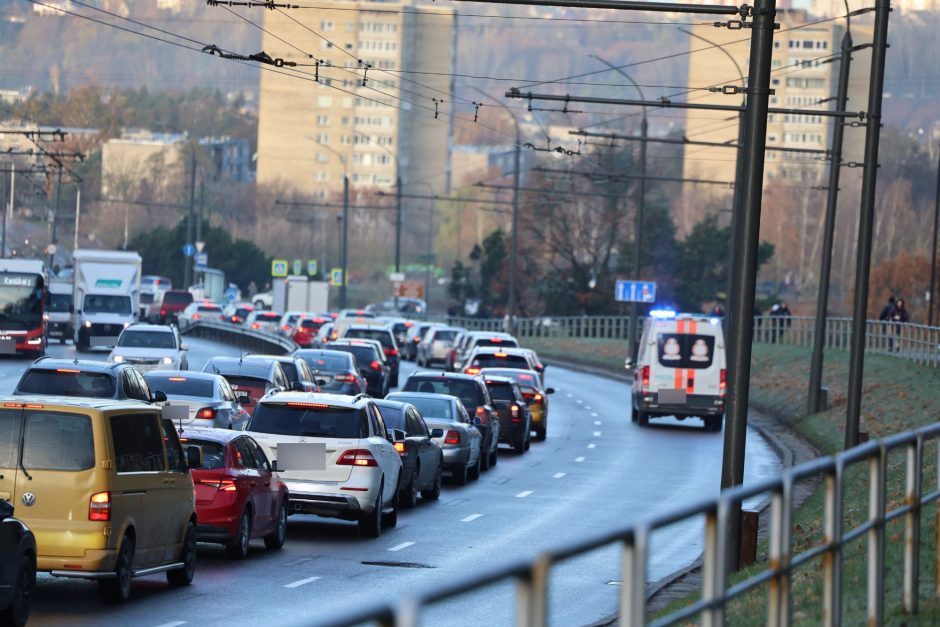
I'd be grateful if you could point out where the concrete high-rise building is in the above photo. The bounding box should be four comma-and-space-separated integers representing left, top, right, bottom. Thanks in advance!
256, 1, 456, 198
678, 9, 870, 234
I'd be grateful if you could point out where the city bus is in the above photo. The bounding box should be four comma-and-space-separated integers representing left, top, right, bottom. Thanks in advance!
0, 259, 47, 355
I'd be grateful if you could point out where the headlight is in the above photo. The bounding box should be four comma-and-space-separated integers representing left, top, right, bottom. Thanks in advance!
84, 320, 92, 328
162, 357, 174, 365
112, 355, 124, 363
123, 322, 130, 328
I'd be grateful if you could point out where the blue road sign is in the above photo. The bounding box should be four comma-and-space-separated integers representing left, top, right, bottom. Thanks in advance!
615, 280, 656, 303
182, 243, 196, 257
307, 260, 318, 276
195, 252, 208, 269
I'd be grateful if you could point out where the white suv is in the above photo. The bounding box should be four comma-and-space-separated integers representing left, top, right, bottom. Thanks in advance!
247, 391, 404, 537
108, 323, 189, 372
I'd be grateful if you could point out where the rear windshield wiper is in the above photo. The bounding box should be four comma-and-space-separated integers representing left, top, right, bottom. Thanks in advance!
17, 423, 32, 481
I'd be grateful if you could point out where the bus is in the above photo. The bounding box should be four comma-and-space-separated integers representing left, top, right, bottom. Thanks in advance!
0, 259, 46, 355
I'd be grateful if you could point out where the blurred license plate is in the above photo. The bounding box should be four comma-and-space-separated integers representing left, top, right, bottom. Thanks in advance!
659, 389, 687, 404
277, 443, 326, 471
0, 338, 15, 354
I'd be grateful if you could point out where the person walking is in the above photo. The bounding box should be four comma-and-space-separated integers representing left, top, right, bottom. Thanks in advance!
889, 297, 910, 353
879, 295, 896, 351
770, 301, 793, 343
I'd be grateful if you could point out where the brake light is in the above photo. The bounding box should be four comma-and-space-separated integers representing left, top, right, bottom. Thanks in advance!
89, 491, 111, 521
56, 368, 80, 373
336, 374, 357, 383
232, 316, 243, 323
384, 348, 398, 357
511, 404, 521, 422
465, 367, 481, 375
169, 377, 187, 381
370, 360, 381, 371
475, 406, 488, 425
444, 430, 461, 445
413, 337, 421, 343
286, 402, 330, 408
491, 338, 503, 343
641, 366, 650, 389
161, 308, 166, 316
196, 407, 217, 420
336, 449, 378, 467
686, 373, 695, 395
719, 369, 727, 395
313, 317, 326, 323
192, 313, 202, 320
494, 352, 508, 358
200, 479, 237, 491
251, 323, 261, 329
3, 403, 23, 408
393, 442, 406, 455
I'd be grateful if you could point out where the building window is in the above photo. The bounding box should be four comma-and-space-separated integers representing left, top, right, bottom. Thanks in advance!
314, 133, 330, 145
317, 96, 333, 107
316, 171, 329, 182
345, 43, 354, 50
342, 97, 353, 109
316, 115, 330, 126
315, 153, 329, 164
802, 40, 814, 49
320, 20, 334, 31
340, 135, 351, 145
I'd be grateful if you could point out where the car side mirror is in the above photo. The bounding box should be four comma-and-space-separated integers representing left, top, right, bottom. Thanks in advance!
180, 343, 189, 351
472, 416, 483, 427
623, 358, 634, 371
185, 445, 203, 469
151, 390, 168, 403
545, 387, 556, 395
237, 395, 251, 405
387, 428, 406, 443
291, 381, 305, 392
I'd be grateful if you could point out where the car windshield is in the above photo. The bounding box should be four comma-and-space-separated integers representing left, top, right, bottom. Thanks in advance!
249, 404, 363, 438
297, 352, 351, 371
433, 330, 459, 342
332, 345, 377, 366
118, 330, 177, 349
222, 376, 269, 405
300, 319, 325, 330
487, 383, 515, 402
279, 362, 299, 384
471, 354, 529, 369
83, 294, 131, 314
402, 378, 480, 409
345, 328, 392, 347
182, 438, 227, 470
145, 375, 214, 398
0, 273, 43, 330
257, 313, 281, 323
482, 369, 538, 385
17, 370, 116, 398
393, 396, 453, 421
475, 338, 518, 348
197, 305, 221, 313
164, 292, 193, 305
656, 333, 716, 369
376, 405, 404, 430
48, 292, 72, 313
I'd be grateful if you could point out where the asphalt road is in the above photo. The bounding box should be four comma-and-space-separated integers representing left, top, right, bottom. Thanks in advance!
0, 339, 780, 627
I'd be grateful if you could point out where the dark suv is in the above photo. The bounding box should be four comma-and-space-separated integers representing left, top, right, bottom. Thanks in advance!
202, 356, 291, 416
329, 340, 390, 397
0, 500, 36, 627
150, 289, 194, 324
483, 376, 532, 455
401, 372, 500, 470
341, 325, 400, 387
13, 357, 162, 403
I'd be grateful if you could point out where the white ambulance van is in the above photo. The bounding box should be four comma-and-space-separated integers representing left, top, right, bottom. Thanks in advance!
627, 311, 726, 431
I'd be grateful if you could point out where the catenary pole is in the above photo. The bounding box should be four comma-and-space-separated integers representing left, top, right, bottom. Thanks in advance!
340, 174, 349, 309
184, 150, 196, 288
845, 0, 891, 450
929, 141, 940, 326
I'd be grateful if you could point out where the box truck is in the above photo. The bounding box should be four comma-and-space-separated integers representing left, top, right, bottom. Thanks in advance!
71, 249, 142, 350
272, 276, 330, 313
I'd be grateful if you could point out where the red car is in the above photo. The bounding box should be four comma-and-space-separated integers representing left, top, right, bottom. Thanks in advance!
179, 427, 289, 559
293, 315, 330, 347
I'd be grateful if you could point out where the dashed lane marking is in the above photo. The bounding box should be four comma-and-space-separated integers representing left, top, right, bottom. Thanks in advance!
388, 542, 415, 552
461, 514, 483, 522
284, 576, 321, 589
516, 490, 533, 498
594, 421, 602, 426
588, 443, 597, 449
594, 431, 602, 437
553, 472, 566, 479
153, 622, 187, 627
591, 412, 598, 417
575, 399, 583, 404
575, 457, 586, 463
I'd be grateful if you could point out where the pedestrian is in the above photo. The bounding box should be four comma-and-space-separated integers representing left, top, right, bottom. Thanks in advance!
769, 304, 780, 343
776, 301, 793, 343
889, 297, 910, 353
247, 280, 258, 298
710, 304, 724, 317
879, 295, 896, 351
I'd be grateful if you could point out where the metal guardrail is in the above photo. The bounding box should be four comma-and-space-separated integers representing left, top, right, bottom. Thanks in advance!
317, 422, 940, 627
181, 319, 297, 354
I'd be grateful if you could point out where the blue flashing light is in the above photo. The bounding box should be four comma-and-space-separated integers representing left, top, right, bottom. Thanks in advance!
709, 317, 721, 325
649, 308, 676, 319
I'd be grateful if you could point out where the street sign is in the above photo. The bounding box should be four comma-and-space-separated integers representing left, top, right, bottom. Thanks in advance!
45, 244, 57, 255
615, 280, 656, 303
271, 259, 289, 277
292, 259, 303, 276
182, 243, 196, 258
195, 240, 205, 254
195, 252, 208, 269
330, 267, 344, 286
395, 281, 424, 299
389, 272, 406, 283
307, 260, 318, 276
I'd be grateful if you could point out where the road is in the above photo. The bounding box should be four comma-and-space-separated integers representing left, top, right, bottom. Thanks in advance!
1, 338, 780, 627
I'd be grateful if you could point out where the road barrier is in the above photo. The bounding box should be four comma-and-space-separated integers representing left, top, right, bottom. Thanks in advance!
317, 421, 940, 627
181, 319, 297, 354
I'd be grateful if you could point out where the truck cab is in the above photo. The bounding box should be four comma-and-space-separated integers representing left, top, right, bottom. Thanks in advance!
46, 278, 73, 344
71, 250, 142, 351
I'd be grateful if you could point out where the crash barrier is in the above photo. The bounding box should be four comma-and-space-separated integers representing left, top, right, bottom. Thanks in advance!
442, 315, 940, 368
317, 421, 940, 627
181, 319, 297, 355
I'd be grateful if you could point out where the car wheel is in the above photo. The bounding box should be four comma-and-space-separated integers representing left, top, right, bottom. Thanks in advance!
167, 521, 197, 587
636, 408, 649, 427
489, 447, 498, 468
358, 485, 383, 538
402, 468, 419, 508
0, 553, 35, 627
534, 427, 546, 442
421, 465, 442, 501
99, 534, 134, 603
264, 501, 288, 550
452, 461, 469, 486
382, 485, 399, 528
524, 432, 531, 451
226, 509, 252, 560
479, 442, 491, 471
468, 453, 481, 480
391, 373, 399, 388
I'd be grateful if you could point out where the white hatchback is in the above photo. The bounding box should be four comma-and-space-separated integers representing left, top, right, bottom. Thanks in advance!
247, 391, 404, 537
108, 323, 188, 371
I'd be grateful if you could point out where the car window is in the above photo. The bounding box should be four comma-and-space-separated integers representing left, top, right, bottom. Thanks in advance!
110, 413, 167, 473
48, 292, 72, 312
83, 294, 131, 315
146, 375, 214, 398
657, 333, 716, 369
0, 409, 20, 468
377, 405, 404, 430
250, 403, 365, 438
409, 410, 429, 437
21, 411, 94, 471
117, 330, 177, 349
279, 361, 299, 384
17, 369, 116, 398
402, 377, 481, 409
392, 396, 453, 422
345, 328, 393, 348
219, 378, 235, 402
458, 403, 470, 424
487, 383, 515, 402
134, 370, 152, 400
233, 437, 258, 469
245, 437, 271, 471
368, 405, 383, 437
159, 418, 187, 472
164, 291, 194, 305
470, 353, 531, 370
122, 371, 145, 401
181, 438, 226, 470
298, 360, 315, 382
274, 366, 289, 390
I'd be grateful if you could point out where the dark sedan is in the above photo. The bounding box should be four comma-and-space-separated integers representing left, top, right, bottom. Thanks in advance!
374, 399, 444, 506
0, 500, 36, 626
294, 349, 367, 395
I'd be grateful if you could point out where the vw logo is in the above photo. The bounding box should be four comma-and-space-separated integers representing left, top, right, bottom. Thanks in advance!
21, 492, 36, 507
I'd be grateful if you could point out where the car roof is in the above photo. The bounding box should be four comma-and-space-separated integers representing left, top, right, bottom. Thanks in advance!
479, 367, 540, 380
334, 338, 382, 348
468, 331, 516, 339
27, 358, 123, 374
481, 375, 516, 385
203, 357, 281, 377
387, 391, 460, 403
178, 426, 242, 444
294, 348, 353, 359
345, 324, 392, 332
407, 371, 481, 382
373, 398, 414, 411
124, 323, 174, 333
245, 354, 301, 364
144, 370, 221, 382
260, 390, 367, 408
469, 346, 529, 356
0, 395, 152, 411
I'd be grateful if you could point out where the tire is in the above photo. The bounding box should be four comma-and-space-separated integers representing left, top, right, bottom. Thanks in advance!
705, 416, 723, 432
452, 461, 469, 486
167, 521, 197, 587
524, 432, 531, 451
0, 553, 35, 627
382, 485, 399, 528
421, 465, 442, 501
99, 534, 134, 603
468, 454, 481, 481
226, 509, 252, 560
391, 373, 399, 388
480, 439, 491, 471
358, 485, 383, 538
401, 468, 419, 508
513, 435, 526, 455
534, 427, 546, 442
489, 447, 498, 468
636, 408, 649, 427
264, 501, 288, 550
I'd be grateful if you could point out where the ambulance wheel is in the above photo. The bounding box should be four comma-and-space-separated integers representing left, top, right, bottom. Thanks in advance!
635, 408, 648, 427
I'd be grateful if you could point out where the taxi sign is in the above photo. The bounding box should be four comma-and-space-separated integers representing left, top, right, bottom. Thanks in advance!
271, 259, 289, 277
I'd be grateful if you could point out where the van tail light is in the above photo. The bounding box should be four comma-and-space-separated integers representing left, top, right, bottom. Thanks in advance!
251, 323, 261, 330
200, 479, 237, 491
370, 360, 381, 371
534, 393, 543, 403
719, 369, 727, 396
283, 324, 292, 332
444, 430, 461, 445
511, 404, 521, 423
641, 366, 650, 390
232, 316, 243, 324
89, 491, 111, 521
196, 407, 217, 420
192, 313, 201, 320
465, 367, 481, 375
475, 406, 488, 425
686, 373, 695, 395
161, 308, 167, 316
393, 442, 406, 455
337, 449, 378, 467
384, 348, 398, 357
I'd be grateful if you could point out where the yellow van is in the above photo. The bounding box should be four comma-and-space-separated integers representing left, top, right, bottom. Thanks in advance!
0, 397, 197, 602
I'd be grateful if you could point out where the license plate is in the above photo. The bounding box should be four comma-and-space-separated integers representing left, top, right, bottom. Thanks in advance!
659, 389, 687, 404
0, 338, 15, 354
277, 443, 326, 471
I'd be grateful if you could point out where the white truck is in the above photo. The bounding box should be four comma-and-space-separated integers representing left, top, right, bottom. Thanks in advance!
272, 276, 330, 313
46, 278, 74, 344
71, 249, 142, 350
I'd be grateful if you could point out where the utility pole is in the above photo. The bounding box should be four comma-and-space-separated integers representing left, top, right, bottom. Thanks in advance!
184, 150, 196, 288
73, 188, 81, 252
196, 180, 205, 244
845, 0, 891, 451
807, 29, 854, 415
508, 125, 520, 332
340, 174, 349, 309
929, 141, 940, 327
424, 200, 434, 314
49, 167, 62, 268
395, 175, 402, 309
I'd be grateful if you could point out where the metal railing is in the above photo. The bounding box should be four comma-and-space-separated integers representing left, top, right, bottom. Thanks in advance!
441, 314, 940, 368
181, 319, 297, 354
318, 422, 940, 627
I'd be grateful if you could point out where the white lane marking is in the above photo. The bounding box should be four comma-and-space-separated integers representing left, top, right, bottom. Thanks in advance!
588, 443, 597, 449
553, 472, 566, 479
566, 393, 573, 397
153, 622, 187, 627
575, 399, 583, 404
585, 406, 592, 410
575, 456, 586, 463
594, 421, 602, 426
284, 576, 321, 589
594, 431, 602, 437
591, 412, 598, 417
388, 541, 415, 552
461, 514, 483, 523
516, 490, 533, 498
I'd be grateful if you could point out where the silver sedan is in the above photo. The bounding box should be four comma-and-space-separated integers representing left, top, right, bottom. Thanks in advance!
145, 370, 252, 430
386, 391, 482, 486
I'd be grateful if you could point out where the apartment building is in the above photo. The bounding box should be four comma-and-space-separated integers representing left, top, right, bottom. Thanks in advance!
256, 1, 456, 199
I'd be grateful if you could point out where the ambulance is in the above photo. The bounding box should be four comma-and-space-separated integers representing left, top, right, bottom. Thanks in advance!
627, 311, 727, 431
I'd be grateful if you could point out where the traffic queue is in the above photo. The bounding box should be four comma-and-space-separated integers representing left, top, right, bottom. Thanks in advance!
0, 311, 554, 623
